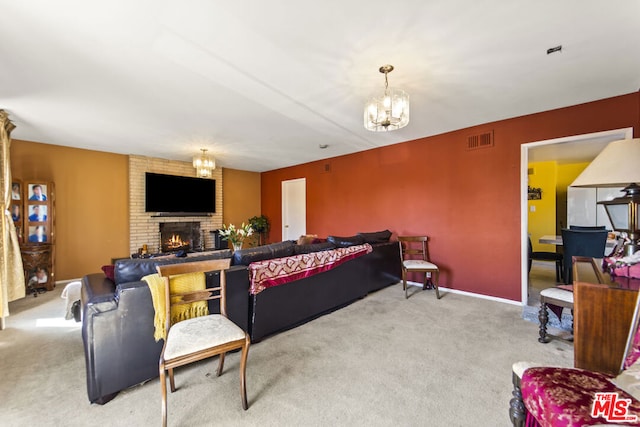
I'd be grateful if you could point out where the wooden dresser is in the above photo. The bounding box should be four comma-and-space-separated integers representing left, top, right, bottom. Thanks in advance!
574, 277, 640, 376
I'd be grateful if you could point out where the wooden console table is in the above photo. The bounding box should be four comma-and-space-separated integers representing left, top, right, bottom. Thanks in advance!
574, 277, 640, 376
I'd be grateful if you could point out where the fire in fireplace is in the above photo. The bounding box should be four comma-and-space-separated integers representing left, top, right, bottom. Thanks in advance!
159, 222, 201, 253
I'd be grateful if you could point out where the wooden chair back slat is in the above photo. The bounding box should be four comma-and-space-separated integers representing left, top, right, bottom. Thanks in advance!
156, 258, 232, 329
398, 236, 430, 262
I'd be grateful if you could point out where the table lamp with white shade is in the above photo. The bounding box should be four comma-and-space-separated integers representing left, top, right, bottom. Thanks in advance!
570, 138, 640, 257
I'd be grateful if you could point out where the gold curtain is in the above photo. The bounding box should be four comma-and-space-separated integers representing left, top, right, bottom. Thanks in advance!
1, 110, 25, 329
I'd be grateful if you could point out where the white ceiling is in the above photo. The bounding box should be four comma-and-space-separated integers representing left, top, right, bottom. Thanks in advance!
528, 138, 611, 165
2, 1, 639, 172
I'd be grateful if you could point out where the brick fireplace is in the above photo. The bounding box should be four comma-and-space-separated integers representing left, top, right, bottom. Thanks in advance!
159, 222, 201, 253
128, 155, 223, 255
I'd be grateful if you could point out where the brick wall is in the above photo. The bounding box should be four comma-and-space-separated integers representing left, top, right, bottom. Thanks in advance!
129, 155, 223, 254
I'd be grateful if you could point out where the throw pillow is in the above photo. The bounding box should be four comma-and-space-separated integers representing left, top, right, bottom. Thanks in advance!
101, 264, 115, 281
327, 235, 365, 248
357, 230, 392, 243
296, 234, 317, 245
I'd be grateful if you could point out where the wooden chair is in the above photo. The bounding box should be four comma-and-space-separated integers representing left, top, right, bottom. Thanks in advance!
156, 259, 250, 427
537, 287, 573, 343
398, 236, 440, 299
537, 256, 606, 343
528, 236, 563, 283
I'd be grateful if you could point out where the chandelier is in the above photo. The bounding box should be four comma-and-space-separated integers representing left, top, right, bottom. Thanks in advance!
364, 64, 410, 132
192, 148, 216, 178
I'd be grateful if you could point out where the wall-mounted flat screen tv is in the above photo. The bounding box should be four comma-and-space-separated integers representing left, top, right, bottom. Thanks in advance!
145, 172, 215, 214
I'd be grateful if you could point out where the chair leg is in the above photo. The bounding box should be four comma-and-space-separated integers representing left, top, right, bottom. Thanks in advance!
433, 270, 441, 299
160, 365, 168, 427
538, 302, 550, 343
570, 309, 574, 341
509, 371, 526, 427
239, 339, 250, 410
402, 269, 408, 299
556, 260, 564, 283
217, 353, 225, 377
169, 368, 176, 392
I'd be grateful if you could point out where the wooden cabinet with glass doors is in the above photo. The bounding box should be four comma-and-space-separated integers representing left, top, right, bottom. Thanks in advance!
11, 179, 56, 294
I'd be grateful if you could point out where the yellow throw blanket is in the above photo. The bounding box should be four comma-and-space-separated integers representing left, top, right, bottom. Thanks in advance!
143, 272, 209, 341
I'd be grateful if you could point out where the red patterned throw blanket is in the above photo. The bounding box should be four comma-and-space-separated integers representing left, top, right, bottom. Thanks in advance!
248, 243, 373, 295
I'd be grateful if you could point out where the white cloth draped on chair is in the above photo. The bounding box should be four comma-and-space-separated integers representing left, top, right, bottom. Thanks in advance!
0, 110, 25, 330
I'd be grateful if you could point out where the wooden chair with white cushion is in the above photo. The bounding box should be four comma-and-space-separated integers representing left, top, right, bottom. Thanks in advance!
538, 287, 574, 343
398, 236, 440, 299
156, 259, 250, 427
538, 256, 606, 344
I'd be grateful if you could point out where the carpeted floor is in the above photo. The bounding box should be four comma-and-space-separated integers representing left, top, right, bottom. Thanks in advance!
0, 281, 574, 426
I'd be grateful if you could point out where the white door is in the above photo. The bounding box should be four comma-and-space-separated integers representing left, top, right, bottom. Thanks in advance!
282, 178, 306, 241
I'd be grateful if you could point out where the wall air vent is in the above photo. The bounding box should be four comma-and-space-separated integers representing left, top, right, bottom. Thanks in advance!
467, 130, 494, 151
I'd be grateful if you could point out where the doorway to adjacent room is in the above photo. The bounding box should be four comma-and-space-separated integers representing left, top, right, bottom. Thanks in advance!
520, 127, 633, 306
282, 178, 306, 241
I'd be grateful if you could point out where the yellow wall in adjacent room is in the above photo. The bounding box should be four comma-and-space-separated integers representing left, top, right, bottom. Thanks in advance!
11, 140, 129, 280
528, 160, 591, 253
528, 161, 557, 252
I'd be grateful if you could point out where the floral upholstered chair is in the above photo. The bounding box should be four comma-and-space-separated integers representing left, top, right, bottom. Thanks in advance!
510, 291, 640, 427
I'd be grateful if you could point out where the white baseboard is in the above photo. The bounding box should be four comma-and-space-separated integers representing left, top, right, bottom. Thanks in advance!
404, 280, 522, 306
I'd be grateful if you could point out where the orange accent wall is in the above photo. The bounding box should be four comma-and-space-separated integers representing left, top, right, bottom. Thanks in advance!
261, 92, 640, 301
222, 168, 262, 248
11, 140, 129, 280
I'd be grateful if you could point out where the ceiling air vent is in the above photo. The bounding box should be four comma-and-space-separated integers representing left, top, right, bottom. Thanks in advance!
467, 130, 494, 151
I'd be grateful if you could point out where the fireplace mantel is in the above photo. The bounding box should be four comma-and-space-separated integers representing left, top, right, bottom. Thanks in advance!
150, 213, 212, 218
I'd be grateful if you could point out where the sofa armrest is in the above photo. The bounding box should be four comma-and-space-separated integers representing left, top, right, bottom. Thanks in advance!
224, 265, 251, 332
81, 274, 163, 404
81, 273, 116, 306
365, 241, 402, 292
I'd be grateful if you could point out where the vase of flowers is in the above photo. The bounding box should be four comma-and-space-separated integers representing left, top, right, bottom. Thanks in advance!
219, 223, 253, 251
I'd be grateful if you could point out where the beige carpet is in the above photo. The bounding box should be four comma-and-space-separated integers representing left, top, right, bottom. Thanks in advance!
0, 282, 573, 426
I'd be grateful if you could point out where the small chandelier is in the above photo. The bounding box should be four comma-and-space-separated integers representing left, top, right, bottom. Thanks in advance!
364, 64, 410, 132
192, 148, 215, 178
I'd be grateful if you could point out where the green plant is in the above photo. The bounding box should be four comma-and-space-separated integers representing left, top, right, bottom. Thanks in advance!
248, 215, 270, 246
248, 215, 270, 234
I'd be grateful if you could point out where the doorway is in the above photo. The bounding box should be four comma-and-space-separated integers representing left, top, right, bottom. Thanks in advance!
282, 178, 306, 241
520, 127, 633, 305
